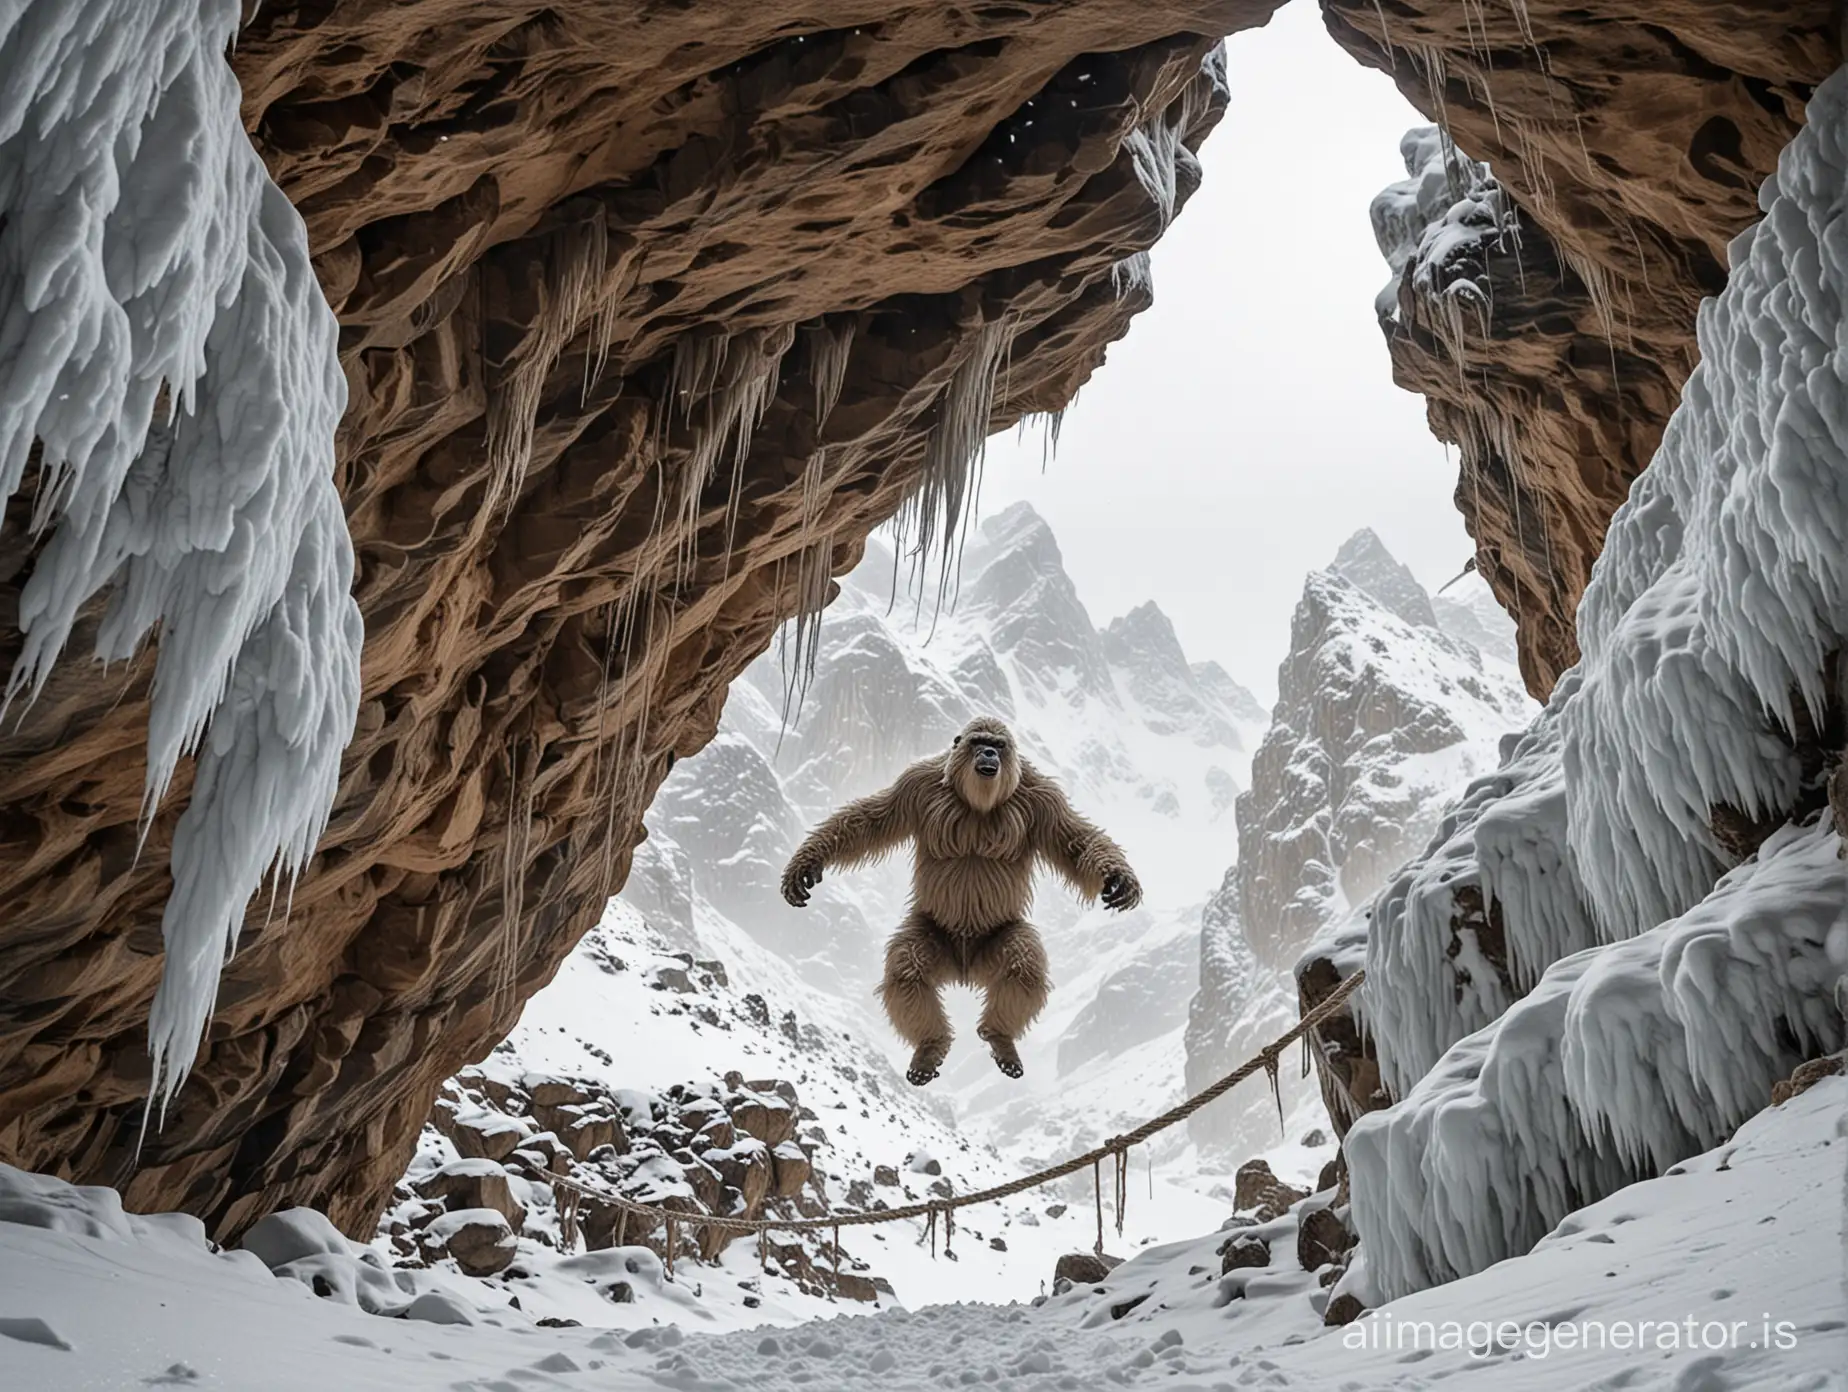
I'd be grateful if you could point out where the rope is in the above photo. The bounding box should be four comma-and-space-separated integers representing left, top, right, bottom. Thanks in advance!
545, 969, 1364, 1254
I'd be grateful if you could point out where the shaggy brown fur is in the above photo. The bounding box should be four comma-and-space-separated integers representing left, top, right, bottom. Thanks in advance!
781, 716, 1141, 1084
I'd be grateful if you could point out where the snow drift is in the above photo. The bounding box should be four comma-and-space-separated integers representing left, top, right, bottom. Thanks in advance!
0, 0, 360, 1106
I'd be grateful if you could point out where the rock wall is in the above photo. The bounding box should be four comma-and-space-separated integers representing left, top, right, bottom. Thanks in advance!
0, 1, 1281, 1238
1325, 0, 1841, 696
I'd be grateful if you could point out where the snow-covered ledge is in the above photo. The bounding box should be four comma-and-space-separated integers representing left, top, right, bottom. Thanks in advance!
0, 1, 361, 1108
1345, 63, 1848, 1303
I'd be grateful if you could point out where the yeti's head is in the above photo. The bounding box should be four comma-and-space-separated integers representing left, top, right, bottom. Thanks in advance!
946, 716, 1020, 811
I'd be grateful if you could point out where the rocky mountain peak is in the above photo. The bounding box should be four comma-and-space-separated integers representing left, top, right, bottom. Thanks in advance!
1221, 538, 1532, 972
1329, 528, 1439, 630
1191, 660, 1269, 727
1103, 601, 1191, 682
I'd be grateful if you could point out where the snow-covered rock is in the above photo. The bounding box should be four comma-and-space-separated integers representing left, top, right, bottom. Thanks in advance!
1338, 67, 1848, 1305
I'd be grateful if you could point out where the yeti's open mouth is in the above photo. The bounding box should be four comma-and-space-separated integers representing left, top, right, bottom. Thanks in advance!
973, 752, 1000, 777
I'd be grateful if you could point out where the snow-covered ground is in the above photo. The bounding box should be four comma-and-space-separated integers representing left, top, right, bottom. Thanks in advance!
3, 1078, 1839, 1390
416, 900, 1265, 1324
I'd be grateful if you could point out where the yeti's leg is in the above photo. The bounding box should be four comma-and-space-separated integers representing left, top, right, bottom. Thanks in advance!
968, 920, 1049, 1079
880, 915, 956, 1085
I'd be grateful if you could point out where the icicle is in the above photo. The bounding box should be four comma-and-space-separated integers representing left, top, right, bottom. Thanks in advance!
658, 323, 796, 586
484, 208, 614, 519
804, 317, 855, 427
1109, 252, 1153, 302
1043, 408, 1065, 469
1369, 0, 1397, 70
494, 741, 536, 1014
0, 1, 367, 1113
892, 316, 1016, 614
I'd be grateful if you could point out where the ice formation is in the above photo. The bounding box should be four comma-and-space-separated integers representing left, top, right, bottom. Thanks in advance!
1121, 46, 1224, 234
1346, 66, 1848, 1301
0, 1, 361, 1106
1358, 706, 1597, 1096
891, 315, 1016, 607
1369, 127, 1512, 346
1351, 822, 1846, 1300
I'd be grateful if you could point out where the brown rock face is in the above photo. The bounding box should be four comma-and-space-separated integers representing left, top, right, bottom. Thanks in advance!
1324, 0, 1840, 696
0, 1, 1280, 1237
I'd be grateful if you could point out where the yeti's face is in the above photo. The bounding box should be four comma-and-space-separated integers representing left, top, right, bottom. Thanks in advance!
948, 720, 1019, 810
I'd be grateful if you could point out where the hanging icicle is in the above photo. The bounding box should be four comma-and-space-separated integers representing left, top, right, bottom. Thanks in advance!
483, 206, 628, 520
890, 315, 1017, 616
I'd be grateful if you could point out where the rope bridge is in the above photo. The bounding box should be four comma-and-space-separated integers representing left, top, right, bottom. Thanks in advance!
548, 969, 1365, 1279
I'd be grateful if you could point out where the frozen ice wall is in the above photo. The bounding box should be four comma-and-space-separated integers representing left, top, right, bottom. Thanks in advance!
1344, 68, 1848, 1302
0, 2, 361, 1107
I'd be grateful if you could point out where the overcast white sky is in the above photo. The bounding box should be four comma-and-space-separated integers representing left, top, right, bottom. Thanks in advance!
970, 2, 1467, 703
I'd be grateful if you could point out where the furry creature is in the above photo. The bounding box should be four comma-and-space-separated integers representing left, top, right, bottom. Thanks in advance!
780, 716, 1141, 1085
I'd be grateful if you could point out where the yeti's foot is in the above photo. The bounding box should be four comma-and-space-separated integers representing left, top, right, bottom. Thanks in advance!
982, 1031, 1024, 1079
907, 1039, 950, 1087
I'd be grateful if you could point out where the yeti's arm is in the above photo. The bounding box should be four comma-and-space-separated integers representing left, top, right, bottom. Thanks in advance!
1024, 772, 1141, 912
780, 768, 922, 906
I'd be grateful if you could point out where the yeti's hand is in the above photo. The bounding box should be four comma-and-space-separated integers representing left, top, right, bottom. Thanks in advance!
781, 853, 824, 907
1101, 868, 1141, 913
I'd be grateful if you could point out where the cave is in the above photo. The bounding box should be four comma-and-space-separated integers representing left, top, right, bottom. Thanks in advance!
0, 1, 1844, 1385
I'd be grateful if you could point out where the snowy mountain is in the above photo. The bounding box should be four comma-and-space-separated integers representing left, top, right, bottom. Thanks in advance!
1184, 530, 1533, 1155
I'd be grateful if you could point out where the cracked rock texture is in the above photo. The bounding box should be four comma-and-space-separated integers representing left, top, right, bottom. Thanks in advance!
1325, 0, 1840, 696
0, 1, 1278, 1238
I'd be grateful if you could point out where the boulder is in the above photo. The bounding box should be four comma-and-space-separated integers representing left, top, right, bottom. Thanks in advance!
525, 1076, 591, 1109
1234, 1159, 1307, 1217
1324, 1292, 1367, 1327
559, 1112, 622, 1161
770, 1141, 812, 1198
1296, 1206, 1356, 1272
1053, 1251, 1120, 1287
872, 1165, 900, 1188
450, 1110, 531, 1163
508, 1133, 573, 1178
1219, 1234, 1269, 1273
426, 1209, 516, 1277
413, 1159, 527, 1229
731, 1095, 796, 1149
1316, 1156, 1342, 1194
681, 1157, 723, 1210
711, 1142, 773, 1213
747, 1080, 800, 1106
649, 964, 695, 993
